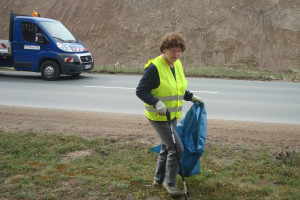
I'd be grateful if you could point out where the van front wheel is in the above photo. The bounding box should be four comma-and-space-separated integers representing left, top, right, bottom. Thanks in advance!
41, 61, 60, 81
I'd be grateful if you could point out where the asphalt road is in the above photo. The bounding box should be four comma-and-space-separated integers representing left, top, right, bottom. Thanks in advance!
0, 71, 300, 124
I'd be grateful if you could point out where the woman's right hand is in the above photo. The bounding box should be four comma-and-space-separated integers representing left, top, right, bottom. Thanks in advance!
155, 100, 167, 116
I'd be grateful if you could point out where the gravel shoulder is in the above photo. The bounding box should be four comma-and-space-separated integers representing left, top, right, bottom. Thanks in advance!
1, 106, 299, 151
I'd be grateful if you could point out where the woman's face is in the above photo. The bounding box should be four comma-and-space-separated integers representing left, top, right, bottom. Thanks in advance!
163, 46, 182, 64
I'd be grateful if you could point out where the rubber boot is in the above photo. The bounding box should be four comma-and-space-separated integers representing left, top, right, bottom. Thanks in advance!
162, 181, 183, 197
152, 180, 162, 187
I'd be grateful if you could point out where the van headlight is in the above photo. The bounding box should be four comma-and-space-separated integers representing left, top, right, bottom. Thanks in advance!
57, 42, 73, 52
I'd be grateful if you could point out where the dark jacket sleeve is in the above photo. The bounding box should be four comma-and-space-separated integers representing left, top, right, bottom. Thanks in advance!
136, 64, 160, 106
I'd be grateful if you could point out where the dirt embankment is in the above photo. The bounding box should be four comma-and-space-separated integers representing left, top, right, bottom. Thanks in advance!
1, 106, 299, 152
0, 0, 299, 70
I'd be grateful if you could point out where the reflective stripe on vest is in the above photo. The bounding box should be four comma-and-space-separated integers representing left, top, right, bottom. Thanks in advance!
144, 56, 187, 121
145, 105, 183, 113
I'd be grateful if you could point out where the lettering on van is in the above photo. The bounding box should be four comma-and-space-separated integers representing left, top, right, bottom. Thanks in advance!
24, 45, 40, 50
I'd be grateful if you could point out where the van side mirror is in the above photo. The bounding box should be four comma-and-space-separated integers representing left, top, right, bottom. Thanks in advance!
35, 33, 46, 44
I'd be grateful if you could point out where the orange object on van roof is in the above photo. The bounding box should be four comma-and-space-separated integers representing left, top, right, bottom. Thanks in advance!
33, 11, 38, 17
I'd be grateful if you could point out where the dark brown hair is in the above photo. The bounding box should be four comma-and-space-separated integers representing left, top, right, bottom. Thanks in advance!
159, 32, 186, 53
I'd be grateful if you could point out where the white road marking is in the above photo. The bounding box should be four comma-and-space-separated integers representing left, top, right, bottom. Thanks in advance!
85, 86, 135, 90
85, 86, 218, 94
191, 90, 219, 94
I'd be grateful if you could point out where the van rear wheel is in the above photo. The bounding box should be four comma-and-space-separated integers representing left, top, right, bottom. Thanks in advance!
41, 61, 60, 81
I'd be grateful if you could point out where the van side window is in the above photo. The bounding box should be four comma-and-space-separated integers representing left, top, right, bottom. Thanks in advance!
21, 22, 42, 43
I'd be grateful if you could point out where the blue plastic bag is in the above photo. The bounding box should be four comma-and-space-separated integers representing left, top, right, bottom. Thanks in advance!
150, 102, 207, 177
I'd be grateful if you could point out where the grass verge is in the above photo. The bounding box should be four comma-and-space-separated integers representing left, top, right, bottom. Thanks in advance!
0, 130, 299, 200
91, 65, 299, 82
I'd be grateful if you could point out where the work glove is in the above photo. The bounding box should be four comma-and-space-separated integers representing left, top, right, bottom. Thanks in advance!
192, 95, 204, 104
155, 100, 167, 116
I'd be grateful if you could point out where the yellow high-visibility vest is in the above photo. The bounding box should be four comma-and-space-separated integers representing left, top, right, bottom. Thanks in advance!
144, 55, 187, 121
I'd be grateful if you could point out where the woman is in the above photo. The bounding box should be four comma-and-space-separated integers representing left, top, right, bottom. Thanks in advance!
136, 32, 203, 197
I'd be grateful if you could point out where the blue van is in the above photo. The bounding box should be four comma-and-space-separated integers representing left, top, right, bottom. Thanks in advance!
0, 11, 94, 80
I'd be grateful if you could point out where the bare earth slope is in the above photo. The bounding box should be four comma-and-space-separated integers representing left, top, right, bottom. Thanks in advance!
1, 106, 299, 152
0, 0, 299, 70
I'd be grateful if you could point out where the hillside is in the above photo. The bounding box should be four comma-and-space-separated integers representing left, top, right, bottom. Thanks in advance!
1, 0, 299, 72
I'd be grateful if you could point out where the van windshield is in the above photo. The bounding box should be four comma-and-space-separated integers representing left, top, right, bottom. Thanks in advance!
40, 21, 76, 42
